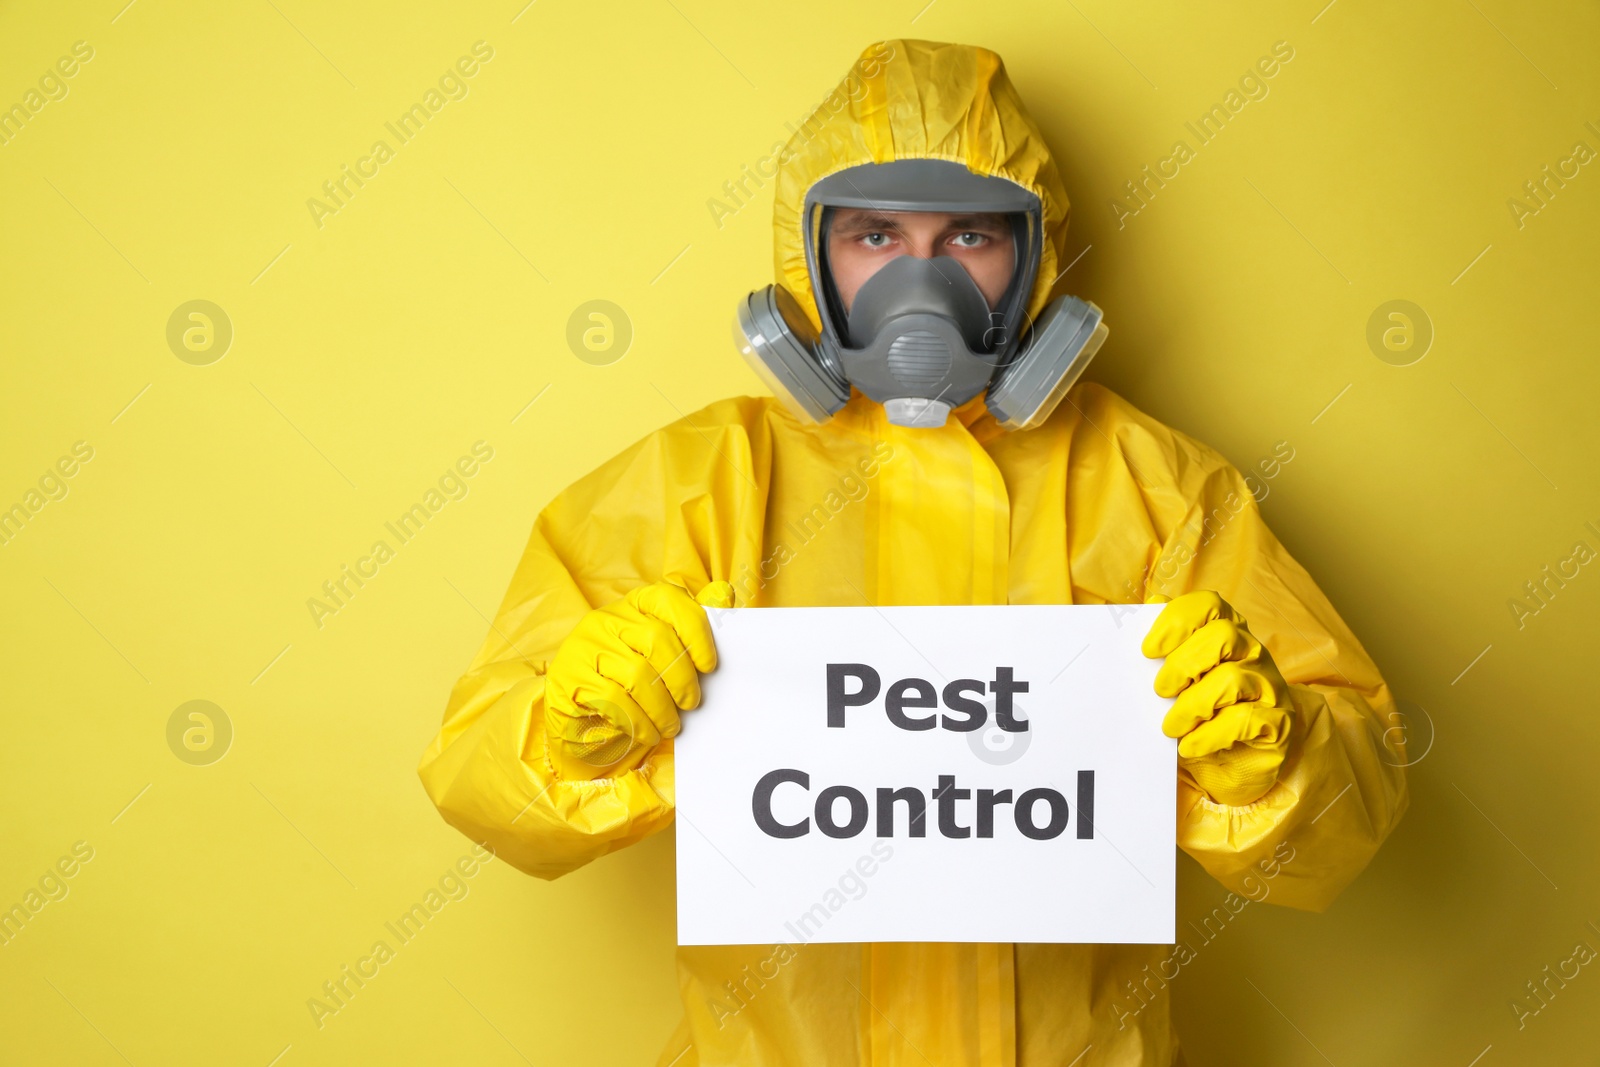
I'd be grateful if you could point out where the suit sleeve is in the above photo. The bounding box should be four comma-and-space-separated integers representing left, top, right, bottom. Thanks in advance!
416, 408, 764, 880
1156, 453, 1408, 911
1064, 386, 1408, 912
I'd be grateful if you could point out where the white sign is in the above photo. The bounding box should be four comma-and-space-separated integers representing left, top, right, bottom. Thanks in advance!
675, 604, 1176, 946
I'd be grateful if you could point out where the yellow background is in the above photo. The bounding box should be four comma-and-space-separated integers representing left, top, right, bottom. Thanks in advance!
2, 0, 1597, 1063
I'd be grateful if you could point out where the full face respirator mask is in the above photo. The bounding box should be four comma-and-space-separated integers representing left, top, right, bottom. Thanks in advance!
734, 159, 1108, 430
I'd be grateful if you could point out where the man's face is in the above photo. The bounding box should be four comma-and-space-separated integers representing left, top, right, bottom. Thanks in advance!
826, 208, 1016, 316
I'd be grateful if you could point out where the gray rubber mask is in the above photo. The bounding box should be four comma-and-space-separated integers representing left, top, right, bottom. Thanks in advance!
836, 252, 1007, 428
734, 158, 1107, 431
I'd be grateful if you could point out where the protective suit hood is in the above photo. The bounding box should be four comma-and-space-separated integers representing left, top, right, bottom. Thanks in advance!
774, 39, 1072, 332
743, 40, 1103, 430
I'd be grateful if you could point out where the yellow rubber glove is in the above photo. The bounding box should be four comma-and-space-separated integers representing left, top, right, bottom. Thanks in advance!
1141, 590, 1294, 806
545, 579, 735, 781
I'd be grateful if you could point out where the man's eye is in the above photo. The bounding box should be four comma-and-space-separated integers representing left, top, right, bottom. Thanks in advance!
861, 232, 891, 247
951, 232, 988, 248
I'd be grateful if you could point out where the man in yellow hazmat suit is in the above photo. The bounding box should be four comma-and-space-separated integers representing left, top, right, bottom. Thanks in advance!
418, 39, 1407, 1066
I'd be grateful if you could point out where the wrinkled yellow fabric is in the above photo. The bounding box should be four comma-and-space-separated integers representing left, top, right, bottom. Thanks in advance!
417, 38, 1408, 1067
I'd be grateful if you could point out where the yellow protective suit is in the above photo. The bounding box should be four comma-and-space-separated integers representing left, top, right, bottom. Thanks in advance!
418, 39, 1408, 1067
